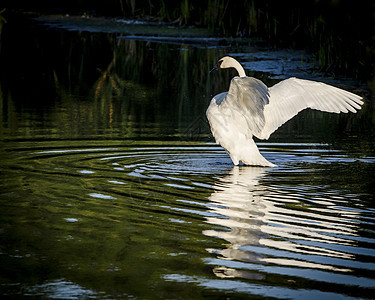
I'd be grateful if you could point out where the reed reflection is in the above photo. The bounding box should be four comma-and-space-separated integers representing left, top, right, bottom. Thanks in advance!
203, 166, 361, 280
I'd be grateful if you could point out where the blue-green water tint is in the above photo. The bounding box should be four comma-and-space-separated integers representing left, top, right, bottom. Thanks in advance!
1, 13, 375, 299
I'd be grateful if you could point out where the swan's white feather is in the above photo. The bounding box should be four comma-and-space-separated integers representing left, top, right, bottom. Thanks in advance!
258, 78, 364, 139
206, 78, 275, 167
207, 57, 363, 167
225, 77, 269, 136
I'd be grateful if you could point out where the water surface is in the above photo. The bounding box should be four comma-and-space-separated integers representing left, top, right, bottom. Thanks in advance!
1, 13, 375, 299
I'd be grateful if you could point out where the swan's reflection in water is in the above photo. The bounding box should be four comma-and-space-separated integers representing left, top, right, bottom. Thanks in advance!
203, 166, 361, 280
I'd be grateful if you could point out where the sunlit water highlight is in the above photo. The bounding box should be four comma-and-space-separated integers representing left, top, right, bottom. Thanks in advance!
1, 140, 374, 298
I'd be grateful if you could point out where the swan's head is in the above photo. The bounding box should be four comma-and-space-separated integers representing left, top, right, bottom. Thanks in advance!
210, 56, 233, 72
210, 56, 246, 77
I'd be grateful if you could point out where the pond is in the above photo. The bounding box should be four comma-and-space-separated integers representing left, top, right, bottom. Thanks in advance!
1, 13, 375, 299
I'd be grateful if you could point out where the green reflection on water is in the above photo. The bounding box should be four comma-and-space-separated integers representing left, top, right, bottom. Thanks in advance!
1, 14, 374, 147
0, 142, 225, 298
0, 21, 231, 141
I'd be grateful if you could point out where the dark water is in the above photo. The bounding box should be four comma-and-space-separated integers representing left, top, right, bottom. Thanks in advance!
1, 14, 375, 299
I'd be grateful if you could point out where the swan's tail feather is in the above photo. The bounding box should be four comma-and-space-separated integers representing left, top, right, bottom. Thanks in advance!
226, 136, 276, 167
240, 154, 276, 167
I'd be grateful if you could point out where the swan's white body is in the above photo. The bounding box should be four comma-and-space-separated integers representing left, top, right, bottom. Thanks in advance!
207, 56, 363, 167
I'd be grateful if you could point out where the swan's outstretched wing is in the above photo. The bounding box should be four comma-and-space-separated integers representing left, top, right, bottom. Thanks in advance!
223, 76, 269, 136
257, 78, 363, 140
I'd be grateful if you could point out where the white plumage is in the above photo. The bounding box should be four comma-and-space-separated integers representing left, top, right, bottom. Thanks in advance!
207, 56, 364, 167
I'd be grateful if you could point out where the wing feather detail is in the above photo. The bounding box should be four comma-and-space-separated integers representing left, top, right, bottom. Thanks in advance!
258, 78, 363, 140
222, 77, 269, 137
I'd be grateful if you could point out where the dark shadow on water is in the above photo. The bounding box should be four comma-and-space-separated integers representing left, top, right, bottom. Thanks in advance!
1, 13, 373, 150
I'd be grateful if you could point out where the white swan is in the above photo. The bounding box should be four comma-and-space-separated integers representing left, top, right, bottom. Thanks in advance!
207, 56, 364, 167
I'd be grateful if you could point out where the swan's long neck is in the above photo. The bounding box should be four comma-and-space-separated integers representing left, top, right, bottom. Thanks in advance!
230, 58, 246, 77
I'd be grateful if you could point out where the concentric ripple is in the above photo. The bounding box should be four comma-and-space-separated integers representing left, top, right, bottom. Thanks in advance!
202, 167, 375, 296
1, 139, 375, 298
